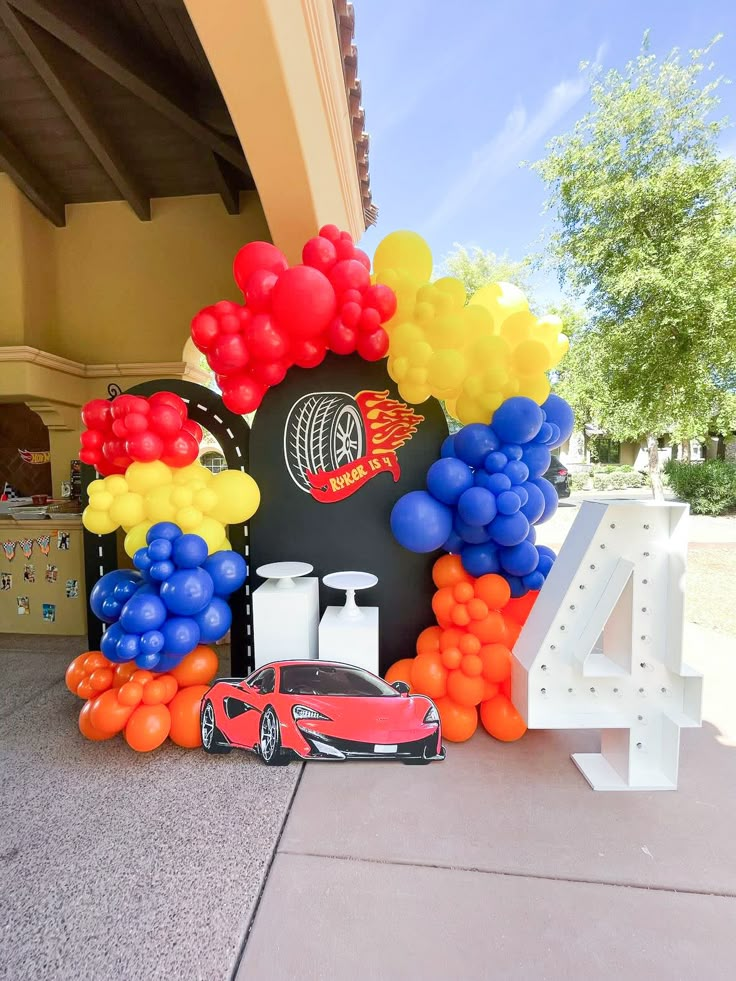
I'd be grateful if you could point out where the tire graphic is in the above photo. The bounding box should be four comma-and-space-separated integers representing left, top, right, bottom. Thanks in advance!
284, 392, 366, 493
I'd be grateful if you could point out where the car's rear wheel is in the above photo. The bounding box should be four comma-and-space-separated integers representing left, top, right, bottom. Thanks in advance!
201, 700, 231, 754
259, 706, 290, 766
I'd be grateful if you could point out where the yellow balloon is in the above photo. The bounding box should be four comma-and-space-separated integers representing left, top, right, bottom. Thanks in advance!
389, 356, 410, 382
87, 479, 106, 497
472, 335, 509, 369
499, 311, 535, 346
124, 522, 152, 558
209, 470, 260, 524
194, 487, 218, 512
433, 276, 467, 309
171, 486, 193, 508
125, 460, 172, 495
145, 485, 177, 523
483, 364, 508, 390
398, 382, 431, 405
462, 304, 495, 341
424, 314, 467, 351
109, 492, 145, 529
176, 506, 204, 531
414, 301, 435, 326
195, 517, 228, 553
444, 398, 458, 420
470, 282, 529, 319
516, 374, 551, 403
407, 340, 433, 368
479, 391, 504, 414
407, 366, 428, 385
455, 395, 491, 425
463, 374, 484, 399
427, 350, 466, 392
105, 474, 129, 497
373, 231, 433, 282
82, 507, 118, 536
512, 339, 552, 376
89, 491, 113, 512
390, 322, 424, 357
172, 463, 212, 486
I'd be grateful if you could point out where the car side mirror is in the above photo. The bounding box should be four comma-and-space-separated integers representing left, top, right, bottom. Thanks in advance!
391, 681, 410, 695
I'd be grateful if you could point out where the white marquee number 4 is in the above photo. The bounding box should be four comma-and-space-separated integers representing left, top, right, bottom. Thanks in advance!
513, 501, 703, 791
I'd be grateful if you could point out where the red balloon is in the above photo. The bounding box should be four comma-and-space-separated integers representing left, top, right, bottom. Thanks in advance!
357, 328, 389, 361
250, 359, 289, 386
80, 429, 103, 449
79, 448, 99, 466
125, 412, 148, 434
328, 320, 358, 355
111, 394, 140, 418
353, 248, 372, 271
328, 259, 370, 295
245, 269, 278, 312
302, 236, 338, 273
149, 392, 187, 420
81, 399, 111, 431
246, 314, 289, 361
161, 431, 199, 467
340, 301, 362, 329
318, 224, 341, 242
208, 334, 250, 374
291, 337, 327, 369
126, 430, 164, 463
148, 404, 183, 438
271, 266, 337, 339
222, 375, 267, 415
359, 307, 382, 333
191, 309, 220, 352
335, 238, 355, 260
363, 284, 398, 321
233, 242, 288, 292
111, 418, 128, 438
182, 420, 203, 443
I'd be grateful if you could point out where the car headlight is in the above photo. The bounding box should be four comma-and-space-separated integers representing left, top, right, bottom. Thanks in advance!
423, 704, 439, 724
292, 705, 332, 722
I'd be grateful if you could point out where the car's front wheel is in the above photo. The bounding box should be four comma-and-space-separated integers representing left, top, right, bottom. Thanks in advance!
201, 700, 231, 754
259, 706, 290, 766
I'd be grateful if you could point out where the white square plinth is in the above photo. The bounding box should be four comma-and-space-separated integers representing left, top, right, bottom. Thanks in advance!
318, 606, 379, 675
252, 577, 319, 669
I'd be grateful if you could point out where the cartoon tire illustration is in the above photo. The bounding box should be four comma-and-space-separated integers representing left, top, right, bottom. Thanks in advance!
284, 392, 366, 492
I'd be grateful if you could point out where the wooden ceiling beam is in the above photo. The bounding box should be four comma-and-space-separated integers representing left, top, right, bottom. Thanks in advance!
0, 1, 150, 220
6, 0, 249, 173
209, 152, 257, 215
0, 126, 65, 226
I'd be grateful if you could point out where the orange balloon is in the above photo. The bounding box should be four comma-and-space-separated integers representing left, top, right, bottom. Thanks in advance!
500, 677, 512, 699
169, 645, 219, 687
78, 699, 116, 741
446, 669, 485, 707
440, 646, 462, 670
118, 680, 144, 707
65, 654, 89, 695
89, 667, 113, 692
504, 590, 539, 624
431, 587, 456, 628
480, 694, 527, 742
503, 618, 522, 649
84, 652, 109, 672
459, 633, 481, 656
432, 554, 472, 589
460, 653, 483, 677
132, 670, 155, 686
467, 598, 488, 621
451, 604, 470, 627
90, 689, 135, 734
113, 662, 138, 687
482, 679, 500, 701
468, 610, 507, 644
158, 674, 179, 704
474, 574, 511, 610
479, 643, 512, 683
410, 652, 448, 698
416, 626, 441, 656
385, 658, 415, 689
76, 678, 98, 700
436, 696, 478, 742
142, 679, 169, 705
124, 703, 171, 752
453, 581, 474, 604
168, 684, 209, 748
439, 628, 464, 651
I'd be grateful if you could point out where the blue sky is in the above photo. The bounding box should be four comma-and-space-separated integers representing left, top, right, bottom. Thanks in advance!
355, 0, 736, 307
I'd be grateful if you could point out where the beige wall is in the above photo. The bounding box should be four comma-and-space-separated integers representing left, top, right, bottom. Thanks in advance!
620, 442, 639, 466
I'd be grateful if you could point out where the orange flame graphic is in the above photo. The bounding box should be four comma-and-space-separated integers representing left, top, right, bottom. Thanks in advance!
356, 391, 424, 451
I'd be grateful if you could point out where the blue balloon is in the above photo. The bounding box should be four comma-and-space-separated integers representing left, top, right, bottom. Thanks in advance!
426, 457, 474, 506
541, 394, 575, 446
202, 551, 247, 596
497, 490, 521, 515
148, 538, 172, 562
172, 533, 209, 569
489, 512, 530, 547
499, 541, 539, 577
507, 575, 526, 598
116, 632, 141, 662
160, 568, 214, 616
150, 560, 176, 582
154, 652, 186, 672
483, 451, 508, 474
461, 543, 500, 577
537, 550, 556, 576
440, 435, 457, 458
442, 531, 464, 554
519, 481, 546, 524
454, 424, 499, 468
483, 472, 511, 495
545, 423, 561, 448
473, 470, 497, 492
453, 516, 491, 544
491, 397, 544, 444
133, 548, 152, 573
537, 545, 557, 562
523, 570, 546, 591
537, 423, 553, 444
195, 597, 232, 643
526, 525, 537, 544
90, 570, 142, 623
100, 622, 126, 661
457, 487, 497, 527
512, 484, 529, 506
112, 578, 141, 602
135, 651, 161, 670
119, 590, 167, 633
391, 491, 453, 553
140, 630, 165, 656
147, 522, 182, 544
532, 477, 559, 524
501, 443, 523, 461
522, 444, 552, 478
503, 460, 529, 485
160, 617, 200, 656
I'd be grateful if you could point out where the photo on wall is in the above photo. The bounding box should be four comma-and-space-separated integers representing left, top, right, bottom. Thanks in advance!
57, 531, 70, 551
42, 603, 56, 623
1, 572, 12, 591
45, 564, 58, 584
65, 579, 79, 599
17, 596, 30, 615
23, 563, 36, 584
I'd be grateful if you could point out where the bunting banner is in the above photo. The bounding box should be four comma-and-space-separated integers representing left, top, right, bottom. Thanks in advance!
36, 535, 51, 556
2, 541, 16, 562
18, 538, 34, 559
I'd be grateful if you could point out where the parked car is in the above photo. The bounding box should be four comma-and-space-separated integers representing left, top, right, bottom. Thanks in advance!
543, 454, 570, 498
201, 660, 446, 765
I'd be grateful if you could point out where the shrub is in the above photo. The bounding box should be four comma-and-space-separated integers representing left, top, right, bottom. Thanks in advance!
666, 461, 736, 515
570, 472, 590, 491
591, 468, 649, 491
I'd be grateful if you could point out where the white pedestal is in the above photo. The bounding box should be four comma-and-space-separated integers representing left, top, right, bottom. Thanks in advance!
253, 576, 319, 669
318, 606, 379, 675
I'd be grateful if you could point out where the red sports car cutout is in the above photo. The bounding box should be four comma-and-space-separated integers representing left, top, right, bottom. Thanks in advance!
200, 660, 446, 765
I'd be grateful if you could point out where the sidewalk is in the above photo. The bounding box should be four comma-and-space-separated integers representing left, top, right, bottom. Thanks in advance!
239, 622, 736, 981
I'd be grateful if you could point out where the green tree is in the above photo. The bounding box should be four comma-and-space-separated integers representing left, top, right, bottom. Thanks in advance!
532, 37, 736, 498
440, 244, 531, 300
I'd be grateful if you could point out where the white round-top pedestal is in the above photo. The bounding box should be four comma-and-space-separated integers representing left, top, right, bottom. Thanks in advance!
257, 561, 314, 590
323, 571, 378, 619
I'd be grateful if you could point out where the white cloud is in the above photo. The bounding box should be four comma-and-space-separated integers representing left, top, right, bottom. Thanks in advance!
422, 46, 606, 235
